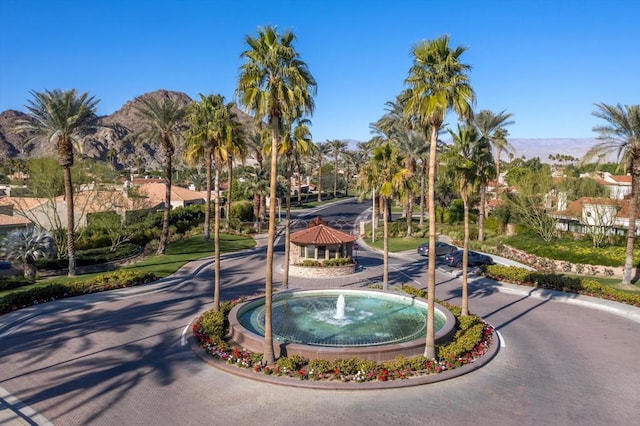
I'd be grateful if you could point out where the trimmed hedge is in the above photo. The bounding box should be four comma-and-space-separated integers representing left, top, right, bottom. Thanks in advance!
484, 264, 640, 307
0, 270, 158, 315
35, 243, 141, 270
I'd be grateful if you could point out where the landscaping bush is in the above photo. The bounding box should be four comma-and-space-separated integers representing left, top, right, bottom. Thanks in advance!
484, 264, 640, 307
35, 243, 140, 270
0, 276, 33, 292
323, 257, 353, 267
0, 270, 157, 314
229, 200, 253, 222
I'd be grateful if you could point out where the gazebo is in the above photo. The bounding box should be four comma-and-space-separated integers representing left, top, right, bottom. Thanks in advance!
288, 219, 358, 277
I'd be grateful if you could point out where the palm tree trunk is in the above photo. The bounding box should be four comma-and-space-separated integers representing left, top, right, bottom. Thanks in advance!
263, 117, 279, 364
406, 196, 413, 237
419, 163, 426, 228
425, 125, 438, 359
317, 161, 323, 202
213, 164, 221, 311
496, 146, 502, 181
63, 166, 77, 276
383, 197, 389, 290
371, 188, 376, 243
203, 150, 212, 241
462, 193, 470, 316
225, 156, 233, 231
253, 193, 260, 229
283, 155, 292, 289
478, 183, 486, 242
622, 173, 639, 284
333, 155, 338, 198
157, 153, 172, 255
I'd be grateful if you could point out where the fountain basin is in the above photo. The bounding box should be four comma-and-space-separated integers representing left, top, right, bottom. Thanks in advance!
228, 289, 456, 362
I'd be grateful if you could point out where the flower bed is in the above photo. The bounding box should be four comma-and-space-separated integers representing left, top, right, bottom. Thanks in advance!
192, 286, 496, 384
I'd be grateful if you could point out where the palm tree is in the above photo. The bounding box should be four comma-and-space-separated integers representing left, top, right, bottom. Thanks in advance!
473, 109, 514, 241
312, 142, 331, 202
0, 227, 55, 280
395, 130, 427, 237
279, 117, 313, 289
585, 103, 640, 285
404, 35, 475, 359
445, 125, 492, 315
328, 139, 348, 198
237, 25, 316, 364
473, 109, 514, 175
185, 94, 239, 311
224, 119, 247, 231
243, 166, 270, 230
361, 143, 407, 290
134, 96, 187, 255
12, 89, 99, 276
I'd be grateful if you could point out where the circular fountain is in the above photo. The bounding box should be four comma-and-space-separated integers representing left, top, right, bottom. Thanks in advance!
228, 289, 456, 361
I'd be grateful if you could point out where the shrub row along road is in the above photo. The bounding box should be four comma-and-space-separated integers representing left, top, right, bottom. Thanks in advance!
1, 199, 639, 425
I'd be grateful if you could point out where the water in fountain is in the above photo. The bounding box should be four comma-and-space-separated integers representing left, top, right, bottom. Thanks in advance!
334, 294, 346, 320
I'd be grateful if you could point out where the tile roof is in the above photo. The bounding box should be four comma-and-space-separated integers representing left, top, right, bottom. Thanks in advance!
290, 224, 357, 245
138, 183, 206, 205
0, 214, 31, 226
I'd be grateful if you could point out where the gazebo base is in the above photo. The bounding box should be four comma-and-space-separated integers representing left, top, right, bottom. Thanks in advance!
289, 263, 357, 278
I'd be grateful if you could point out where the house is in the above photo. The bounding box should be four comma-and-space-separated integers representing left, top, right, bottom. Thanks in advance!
136, 182, 206, 209
0, 189, 161, 231
554, 197, 640, 237
590, 172, 632, 200
0, 204, 32, 235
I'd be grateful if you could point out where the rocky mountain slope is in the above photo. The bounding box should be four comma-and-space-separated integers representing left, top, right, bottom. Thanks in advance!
0, 90, 256, 171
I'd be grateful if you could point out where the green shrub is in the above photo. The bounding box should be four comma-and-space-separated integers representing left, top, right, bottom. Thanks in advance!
200, 308, 226, 345
381, 355, 430, 372
276, 354, 307, 371
323, 257, 353, 267
300, 259, 321, 267
308, 358, 333, 374
0, 270, 157, 315
332, 357, 362, 375
229, 200, 253, 222
0, 276, 33, 292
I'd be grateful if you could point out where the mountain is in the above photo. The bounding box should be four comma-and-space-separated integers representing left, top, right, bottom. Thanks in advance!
0, 90, 257, 171
508, 138, 600, 162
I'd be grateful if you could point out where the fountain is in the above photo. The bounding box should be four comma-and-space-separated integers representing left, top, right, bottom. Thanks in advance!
228, 289, 456, 361
334, 294, 346, 320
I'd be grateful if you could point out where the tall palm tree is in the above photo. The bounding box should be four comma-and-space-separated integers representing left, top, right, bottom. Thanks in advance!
445, 125, 491, 316
404, 34, 474, 359
361, 143, 407, 290
395, 130, 427, 237
134, 96, 187, 255
472, 109, 514, 241
185, 94, 239, 311
224, 118, 247, 231
585, 103, 640, 285
237, 25, 316, 364
313, 142, 331, 201
328, 139, 348, 198
473, 109, 514, 172
243, 166, 270, 230
278, 116, 313, 289
12, 89, 99, 276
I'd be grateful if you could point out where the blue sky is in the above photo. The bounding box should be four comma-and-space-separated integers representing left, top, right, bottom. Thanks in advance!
1, 0, 638, 143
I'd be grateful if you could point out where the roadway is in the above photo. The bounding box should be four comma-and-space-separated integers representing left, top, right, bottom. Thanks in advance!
1, 198, 639, 425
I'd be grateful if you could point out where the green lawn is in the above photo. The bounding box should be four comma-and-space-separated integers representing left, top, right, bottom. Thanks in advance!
3, 233, 256, 290
364, 237, 428, 252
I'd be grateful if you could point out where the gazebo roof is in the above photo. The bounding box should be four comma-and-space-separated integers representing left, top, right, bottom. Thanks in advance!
290, 224, 357, 245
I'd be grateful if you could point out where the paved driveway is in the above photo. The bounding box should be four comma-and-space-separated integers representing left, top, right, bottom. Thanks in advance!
1, 199, 639, 425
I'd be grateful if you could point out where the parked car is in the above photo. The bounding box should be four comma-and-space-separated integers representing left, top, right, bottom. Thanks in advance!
417, 241, 457, 257
443, 250, 494, 267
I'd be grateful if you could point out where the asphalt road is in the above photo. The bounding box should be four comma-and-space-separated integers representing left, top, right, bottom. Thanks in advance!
1, 198, 639, 425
